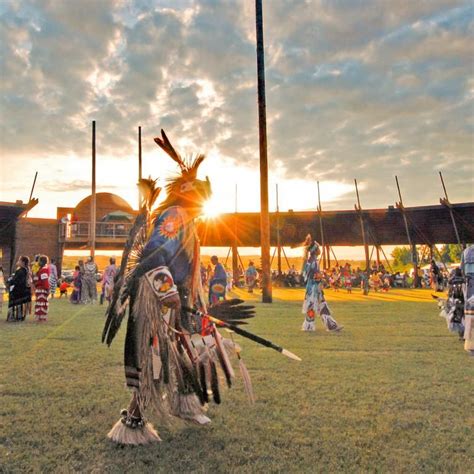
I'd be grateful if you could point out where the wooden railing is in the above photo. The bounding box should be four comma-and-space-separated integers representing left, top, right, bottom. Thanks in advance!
59, 221, 132, 241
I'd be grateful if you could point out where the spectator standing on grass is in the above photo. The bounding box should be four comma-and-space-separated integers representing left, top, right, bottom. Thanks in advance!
101, 257, 117, 305
7, 256, 31, 322
343, 264, 352, 293
49, 258, 58, 298
225, 266, 233, 292
0, 266, 6, 314
33, 255, 50, 322
81, 256, 98, 304
460, 245, 474, 355
31, 255, 40, 275
245, 261, 258, 293
70, 265, 82, 304
29, 255, 41, 315
200, 262, 208, 287
209, 255, 227, 304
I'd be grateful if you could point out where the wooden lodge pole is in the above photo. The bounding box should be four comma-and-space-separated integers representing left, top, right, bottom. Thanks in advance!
232, 184, 239, 284
24, 171, 38, 218
354, 179, 370, 295
395, 176, 419, 287
439, 171, 462, 248
276, 184, 282, 275
317, 181, 326, 270
28, 171, 38, 203
379, 245, 393, 273
376, 246, 381, 270
90, 120, 96, 258
255, 0, 272, 302
138, 126, 143, 209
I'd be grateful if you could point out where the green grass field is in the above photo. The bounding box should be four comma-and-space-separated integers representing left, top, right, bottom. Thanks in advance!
1, 288, 472, 473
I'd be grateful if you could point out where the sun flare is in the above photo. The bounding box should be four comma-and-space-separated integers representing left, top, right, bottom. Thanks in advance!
202, 200, 221, 219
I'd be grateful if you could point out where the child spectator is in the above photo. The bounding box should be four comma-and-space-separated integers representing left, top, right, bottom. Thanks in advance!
59, 280, 69, 298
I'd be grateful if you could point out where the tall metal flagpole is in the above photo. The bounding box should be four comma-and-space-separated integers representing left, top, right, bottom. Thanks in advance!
255, 0, 272, 302
90, 120, 96, 259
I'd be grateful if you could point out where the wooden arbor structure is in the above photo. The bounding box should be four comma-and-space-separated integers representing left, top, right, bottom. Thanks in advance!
0, 199, 38, 274
196, 201, 474, 279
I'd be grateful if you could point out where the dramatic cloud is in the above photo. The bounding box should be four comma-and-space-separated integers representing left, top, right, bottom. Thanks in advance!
1, 0, 472, 216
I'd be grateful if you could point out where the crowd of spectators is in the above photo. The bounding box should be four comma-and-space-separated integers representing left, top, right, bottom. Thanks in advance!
2, 254, 115, 322
253, 261, 451, 292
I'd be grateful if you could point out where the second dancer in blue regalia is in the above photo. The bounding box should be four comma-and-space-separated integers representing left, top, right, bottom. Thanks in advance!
301, 236, 343, 333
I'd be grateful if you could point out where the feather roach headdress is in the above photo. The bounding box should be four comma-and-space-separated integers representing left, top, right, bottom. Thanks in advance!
154, 129, 211, 213
303, 234, 321, 262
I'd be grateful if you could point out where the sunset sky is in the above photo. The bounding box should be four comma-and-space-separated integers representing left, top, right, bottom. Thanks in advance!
1, 0, 473, 227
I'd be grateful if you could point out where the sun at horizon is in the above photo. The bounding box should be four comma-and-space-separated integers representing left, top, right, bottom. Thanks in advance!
202, 199, 221, 219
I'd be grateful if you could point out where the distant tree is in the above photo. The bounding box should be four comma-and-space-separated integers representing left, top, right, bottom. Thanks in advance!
391, 246, 412, 266
439, 245, 451, 263
439, 244, 463, 263
419, 245, 432, 265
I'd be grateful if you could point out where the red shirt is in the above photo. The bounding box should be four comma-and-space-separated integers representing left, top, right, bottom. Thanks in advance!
34, 267, 50, 290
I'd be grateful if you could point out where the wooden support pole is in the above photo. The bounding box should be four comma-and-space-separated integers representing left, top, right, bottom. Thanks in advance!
439, 171, 462, 247
232, 184, 239, 284
28, 171, 38, 203
395, 176, 418, 287
276, 184, 282, 275
25, 171, 38, 218
270, 246, 277, 266
281, 246, 292, 271
376, 246, 381, 269
90, 120, 96, 258
231, 243, 238, 285
237, 252, 246, 274
224, 247, 232, 265
138, 126, 142, 209
355, 179, 370, 294
317, 181, 326, 270
379, 245, 393, 273
255, 0, 272, 303
369, 245, 375, 269
330, 246, 339, 268
326, 245, 331, 268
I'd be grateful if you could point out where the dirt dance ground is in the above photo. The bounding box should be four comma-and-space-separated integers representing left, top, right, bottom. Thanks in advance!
1, 287, 472, 473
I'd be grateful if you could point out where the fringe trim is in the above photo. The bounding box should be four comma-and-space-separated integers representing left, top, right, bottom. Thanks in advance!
172, 393, 208, 420
133, 280, 178, 422
107, 418, 161, 445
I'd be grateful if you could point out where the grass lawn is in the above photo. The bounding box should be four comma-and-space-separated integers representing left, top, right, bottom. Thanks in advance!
1, 288, 472, 473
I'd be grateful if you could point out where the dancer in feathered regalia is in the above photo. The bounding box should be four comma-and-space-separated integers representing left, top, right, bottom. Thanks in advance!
102, 130, 256, 445
301, 235, 343, 332
461, 245, 474, 355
